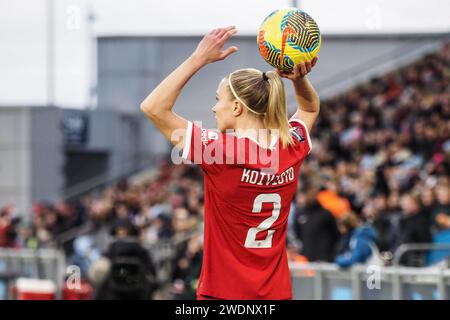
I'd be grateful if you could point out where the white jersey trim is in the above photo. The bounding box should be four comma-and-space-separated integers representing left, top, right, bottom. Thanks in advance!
182, 121, 193, 160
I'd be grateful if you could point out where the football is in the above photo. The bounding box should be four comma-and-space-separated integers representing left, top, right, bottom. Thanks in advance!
258, 8, 321, 71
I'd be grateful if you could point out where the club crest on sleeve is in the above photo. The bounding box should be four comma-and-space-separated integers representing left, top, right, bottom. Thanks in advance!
290, 126, 305, 143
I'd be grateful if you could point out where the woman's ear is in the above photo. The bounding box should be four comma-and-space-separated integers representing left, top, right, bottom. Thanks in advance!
232, 100, 243, 117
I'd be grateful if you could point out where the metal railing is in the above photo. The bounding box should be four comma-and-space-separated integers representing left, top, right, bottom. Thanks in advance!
0, 248, 66, 299
393, 243, 450, 266
144, 228, 200, 285
290, 258, 450, 300
2, 241, 450, 300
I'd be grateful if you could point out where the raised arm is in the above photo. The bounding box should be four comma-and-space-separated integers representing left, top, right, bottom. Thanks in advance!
276, 58, 320, 133
140, 26, 238, 148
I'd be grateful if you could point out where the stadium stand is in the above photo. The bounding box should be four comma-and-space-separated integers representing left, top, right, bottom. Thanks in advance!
0, 42, 449, 299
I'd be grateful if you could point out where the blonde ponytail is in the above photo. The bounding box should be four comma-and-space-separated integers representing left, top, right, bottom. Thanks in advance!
264, 71, 294, 148
227, 68, 294, 148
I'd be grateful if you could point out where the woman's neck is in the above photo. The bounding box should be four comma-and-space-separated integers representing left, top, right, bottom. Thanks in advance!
234, 117, 273, 148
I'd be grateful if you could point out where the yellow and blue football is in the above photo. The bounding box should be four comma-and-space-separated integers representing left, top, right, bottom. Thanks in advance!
258, 8, 321, 71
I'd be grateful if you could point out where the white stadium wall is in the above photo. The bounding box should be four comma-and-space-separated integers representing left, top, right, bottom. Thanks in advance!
0, 107, 63, 217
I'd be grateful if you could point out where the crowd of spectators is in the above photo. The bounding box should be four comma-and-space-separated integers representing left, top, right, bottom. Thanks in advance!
0, 162, 205, 299
0, 43, 449, 298
294, 43, 450, 267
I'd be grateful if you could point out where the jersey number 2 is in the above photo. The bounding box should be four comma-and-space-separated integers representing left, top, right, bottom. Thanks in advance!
244, 193, 281, 249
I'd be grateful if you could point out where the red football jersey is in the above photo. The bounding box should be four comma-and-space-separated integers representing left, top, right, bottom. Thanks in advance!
181, 118, 311, 300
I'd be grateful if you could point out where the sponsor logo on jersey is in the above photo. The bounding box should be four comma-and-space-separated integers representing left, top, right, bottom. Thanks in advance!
201, 128, 209, 147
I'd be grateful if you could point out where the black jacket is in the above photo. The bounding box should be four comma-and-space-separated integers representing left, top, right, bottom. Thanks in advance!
96, 238, 157, 299
395, 212, 432, 266
294, 202, 340, 262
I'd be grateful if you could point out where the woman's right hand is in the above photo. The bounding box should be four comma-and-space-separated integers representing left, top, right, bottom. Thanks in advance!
191, 26, 239, 65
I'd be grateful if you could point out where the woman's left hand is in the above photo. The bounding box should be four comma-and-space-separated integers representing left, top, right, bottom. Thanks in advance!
191, 26, 239, 65
275, 57, 318, 82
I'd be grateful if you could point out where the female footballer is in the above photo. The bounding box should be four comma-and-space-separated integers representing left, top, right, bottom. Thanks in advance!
141, 26, 319, 300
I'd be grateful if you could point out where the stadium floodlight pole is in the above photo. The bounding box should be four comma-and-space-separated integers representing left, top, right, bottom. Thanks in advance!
46, 0, 55, 107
